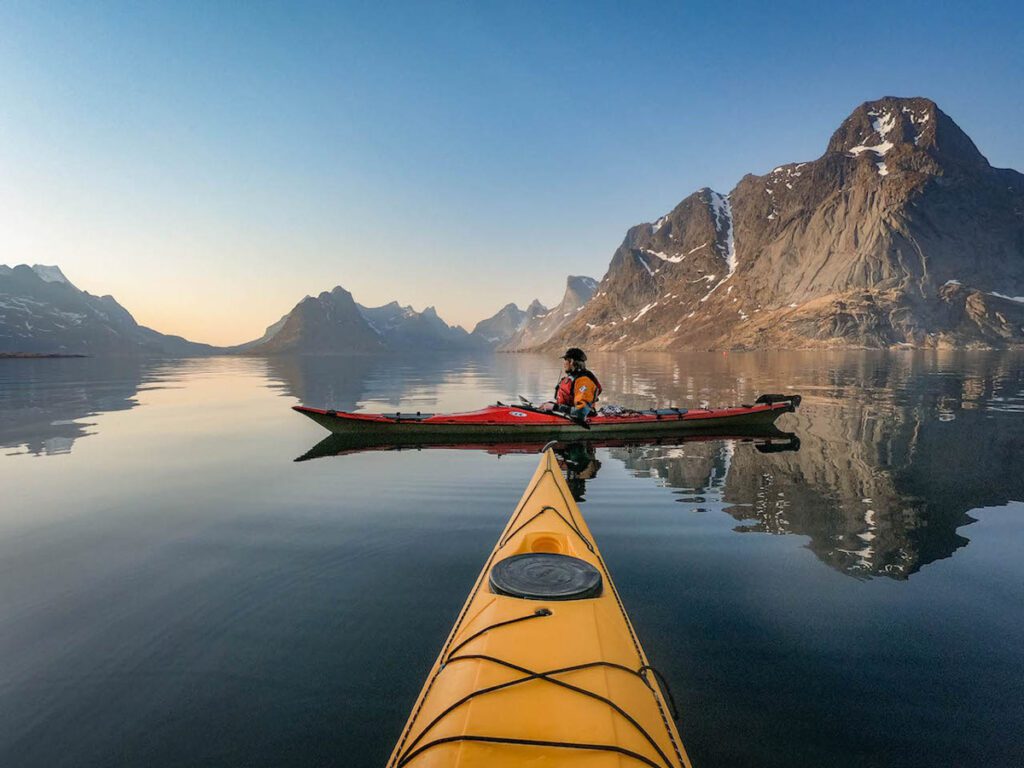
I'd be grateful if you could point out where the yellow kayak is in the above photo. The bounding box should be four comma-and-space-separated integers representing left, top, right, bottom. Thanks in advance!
387, 449, 692, 768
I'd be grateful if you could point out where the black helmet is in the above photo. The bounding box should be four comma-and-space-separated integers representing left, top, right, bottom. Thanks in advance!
563, 347, 587, 362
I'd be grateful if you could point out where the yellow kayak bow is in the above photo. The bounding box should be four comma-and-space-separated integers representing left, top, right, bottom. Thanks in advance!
388, 449, 692, 767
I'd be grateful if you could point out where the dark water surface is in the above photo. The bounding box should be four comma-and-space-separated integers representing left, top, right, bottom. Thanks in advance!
2, 351, 1023, 767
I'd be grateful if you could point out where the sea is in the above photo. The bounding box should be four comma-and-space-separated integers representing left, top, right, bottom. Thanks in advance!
1, 350, 1022, 768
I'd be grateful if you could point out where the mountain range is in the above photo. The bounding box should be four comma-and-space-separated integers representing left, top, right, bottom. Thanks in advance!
0, 264, 216, 356
0, 263, 595, 356
3, 96, 1021, 356
232, 274, 598, 355
542, 96, 1024, 350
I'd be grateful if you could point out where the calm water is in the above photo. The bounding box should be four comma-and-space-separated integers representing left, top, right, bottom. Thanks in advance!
2, 351, 1023, 767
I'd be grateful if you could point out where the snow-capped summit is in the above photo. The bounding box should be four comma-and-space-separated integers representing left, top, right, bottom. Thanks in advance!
31, 264, 72, 285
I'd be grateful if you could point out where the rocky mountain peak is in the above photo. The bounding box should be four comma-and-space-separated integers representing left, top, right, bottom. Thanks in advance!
246, 284, 383, 354
826, 96, 988, 175
538, 96, 1024, 351
564, 275, 598, 303
561, 275, 600, 311
326, 285, 356, 303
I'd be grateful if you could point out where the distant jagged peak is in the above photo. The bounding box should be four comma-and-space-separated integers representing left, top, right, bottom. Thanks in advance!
566, 275, 598, 292
562, 275, 599, 309
472, 300, 534, 341
0, 263, 75, 287
326, 285, 355, 300
294, 285, 363, 317
358, 299, 415, 316
303, 285, 359, 309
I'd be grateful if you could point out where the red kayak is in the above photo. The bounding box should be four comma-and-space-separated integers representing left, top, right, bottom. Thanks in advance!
293, 393, 800, 440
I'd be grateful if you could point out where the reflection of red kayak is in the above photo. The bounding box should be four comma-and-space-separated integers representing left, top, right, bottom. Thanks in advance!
294, 428, 800, 461
293, 393, 800, 438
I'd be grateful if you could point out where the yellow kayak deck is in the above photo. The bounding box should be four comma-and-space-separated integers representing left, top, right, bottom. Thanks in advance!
388, 449, 692, 767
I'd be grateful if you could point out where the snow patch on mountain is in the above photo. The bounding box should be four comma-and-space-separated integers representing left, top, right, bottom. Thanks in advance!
708, 190, 736, 275
849, 109, 896, 175
633, 302, 658, 321
642, 249, 680, 264
635, 253, 655, 276
31, 265, 71, 285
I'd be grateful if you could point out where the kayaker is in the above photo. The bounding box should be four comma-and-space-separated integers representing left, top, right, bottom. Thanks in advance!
540, 347, 602, 421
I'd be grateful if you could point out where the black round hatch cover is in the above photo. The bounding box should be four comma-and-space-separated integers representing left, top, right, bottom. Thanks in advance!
489, 553, 602, 601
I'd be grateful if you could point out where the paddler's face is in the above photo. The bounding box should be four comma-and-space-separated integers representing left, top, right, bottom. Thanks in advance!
562, 357, 573, 372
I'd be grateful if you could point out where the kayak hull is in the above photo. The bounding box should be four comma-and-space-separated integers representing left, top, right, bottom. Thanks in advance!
387, 449, 692, 768
294, 395, 798, 441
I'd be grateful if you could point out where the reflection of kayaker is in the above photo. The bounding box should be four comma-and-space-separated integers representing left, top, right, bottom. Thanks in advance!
538, 347, 602, 422
553, 442, 602, 501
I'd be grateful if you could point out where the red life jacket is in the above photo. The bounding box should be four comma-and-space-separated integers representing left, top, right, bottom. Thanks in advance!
554, 369, 602, 407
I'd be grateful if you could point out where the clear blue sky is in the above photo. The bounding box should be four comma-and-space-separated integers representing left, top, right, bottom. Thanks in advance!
1, 0, 1021, 344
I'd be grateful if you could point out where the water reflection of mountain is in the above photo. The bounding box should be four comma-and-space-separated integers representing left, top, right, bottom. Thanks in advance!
263, 351, 557, 411
609, 359, 1024, 580
262, 354, 379, 412
296, 431, 799, 509
0, 357, 149, 456
270, 350, 1024, 581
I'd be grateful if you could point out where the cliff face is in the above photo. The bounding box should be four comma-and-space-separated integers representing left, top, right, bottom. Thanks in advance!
544, 97, 1024, 351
